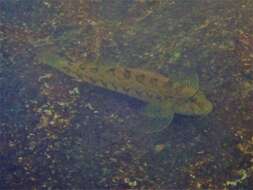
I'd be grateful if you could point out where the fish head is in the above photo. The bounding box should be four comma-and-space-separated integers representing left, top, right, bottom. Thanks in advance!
175, 90, 213, 116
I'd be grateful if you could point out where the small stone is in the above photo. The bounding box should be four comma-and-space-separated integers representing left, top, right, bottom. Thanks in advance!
129, 180, 137, 187
85, 103, 95, 110
154, 144, 166, 153
69, 87, 80, 95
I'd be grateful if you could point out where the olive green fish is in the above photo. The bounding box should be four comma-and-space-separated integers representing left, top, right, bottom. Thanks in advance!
36, 50, 213, 133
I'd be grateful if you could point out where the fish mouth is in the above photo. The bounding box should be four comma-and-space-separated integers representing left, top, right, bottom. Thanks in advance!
191, 90, 213, 115
193, 98, 213, 115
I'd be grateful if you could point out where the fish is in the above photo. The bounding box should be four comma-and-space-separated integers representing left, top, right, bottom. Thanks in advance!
36, 50, 213, 133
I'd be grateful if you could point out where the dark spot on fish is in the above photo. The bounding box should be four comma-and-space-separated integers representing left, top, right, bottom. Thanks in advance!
90, 67, 98, 73
107, 68, 116, 74
79, 64, 86, 71
122, 69, 131, 79
62, 66, 71, 73
156, 95, 162, 101
150, 77, 158, 85
162, 81, 171, 88
135, 74, 145, 83
164, 94, 174, 100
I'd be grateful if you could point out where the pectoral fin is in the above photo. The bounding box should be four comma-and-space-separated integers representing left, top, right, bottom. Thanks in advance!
142, 114, 174, 133
141, 102, 175, 133
143, 102, 163, 118
143, 101, 174, 117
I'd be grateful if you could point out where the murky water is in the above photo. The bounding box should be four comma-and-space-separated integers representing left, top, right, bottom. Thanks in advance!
1, 1, 253, 189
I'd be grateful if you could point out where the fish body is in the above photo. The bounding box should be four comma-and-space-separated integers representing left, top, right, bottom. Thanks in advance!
37, 51, 213, 132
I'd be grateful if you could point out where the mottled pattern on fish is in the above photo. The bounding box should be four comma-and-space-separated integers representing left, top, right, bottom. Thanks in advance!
77, 64, 185, 101
37, 51, 213, 121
